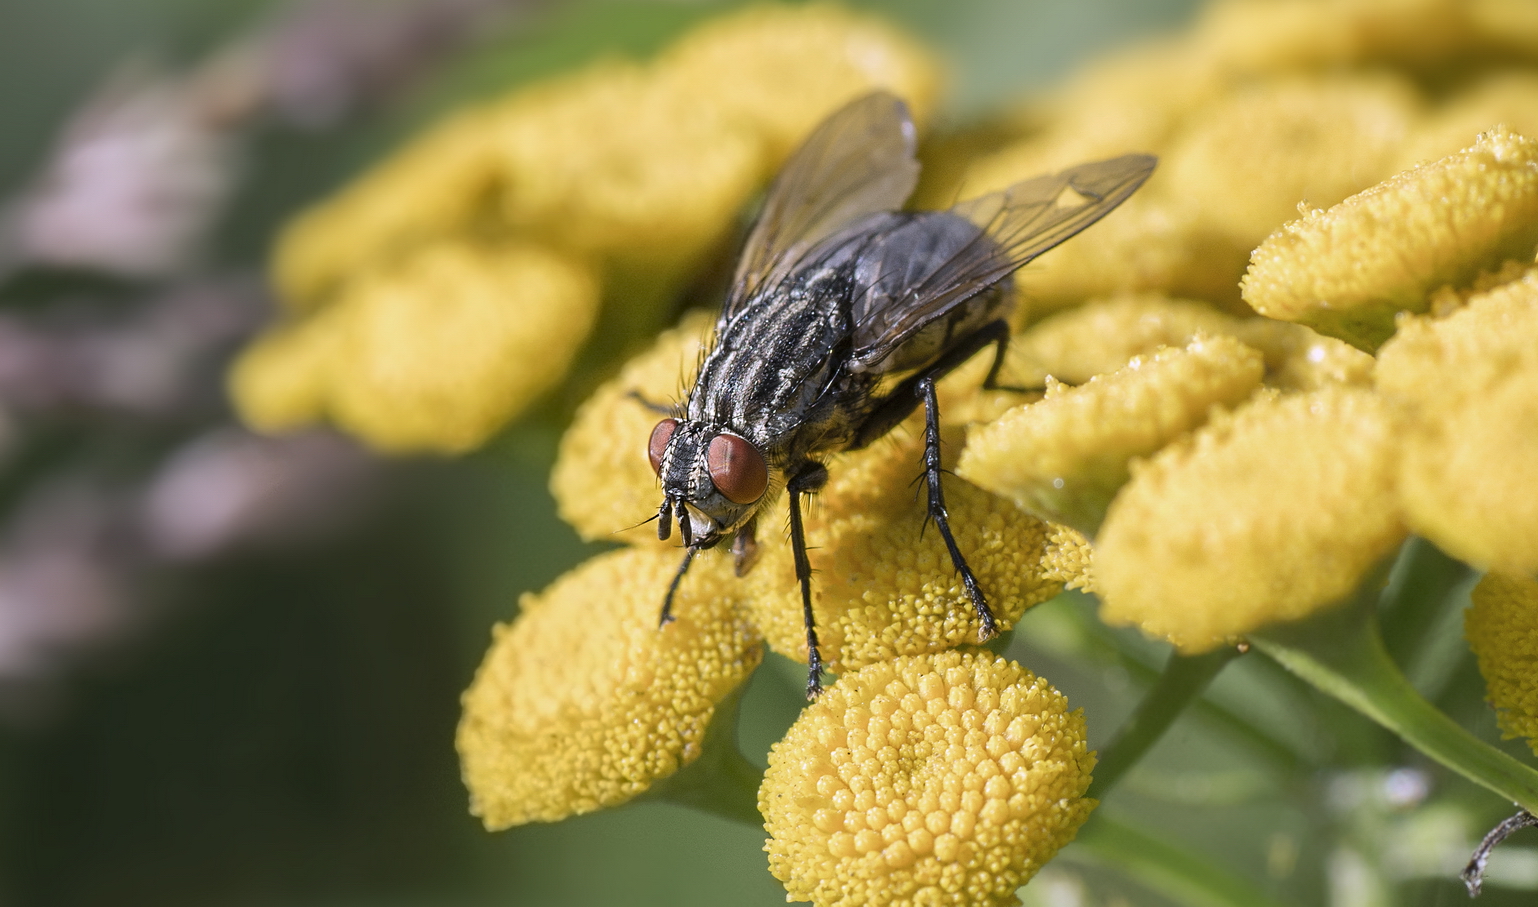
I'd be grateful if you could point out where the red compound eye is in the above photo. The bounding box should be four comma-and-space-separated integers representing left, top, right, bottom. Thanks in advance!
707, 433, 768, 504
648, 419, 677, 476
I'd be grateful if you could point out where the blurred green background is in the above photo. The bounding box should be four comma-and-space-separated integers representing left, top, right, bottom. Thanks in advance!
3, 1, 1527, 906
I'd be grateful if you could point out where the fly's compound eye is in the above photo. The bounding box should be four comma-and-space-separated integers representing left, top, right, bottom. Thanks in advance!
706, 433, 768, 505
648, 418, 678, 476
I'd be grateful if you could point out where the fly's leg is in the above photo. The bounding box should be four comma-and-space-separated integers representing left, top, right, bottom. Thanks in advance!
917, 375, 997, 641
787, 462, 829, 698
852, 319, 1012, 450
658, 546, 697, 627
732, 521, 761, 577
628, 389, 678, 415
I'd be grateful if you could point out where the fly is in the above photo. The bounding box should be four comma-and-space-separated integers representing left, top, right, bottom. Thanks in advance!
646, 91, 1155, 698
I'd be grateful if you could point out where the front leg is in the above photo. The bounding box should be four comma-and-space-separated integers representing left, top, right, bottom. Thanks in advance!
786, 462, 829, 698
917, 375, 998, 641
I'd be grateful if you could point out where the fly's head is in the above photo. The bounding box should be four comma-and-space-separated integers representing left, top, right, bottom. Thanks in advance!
648, 417, 771, 549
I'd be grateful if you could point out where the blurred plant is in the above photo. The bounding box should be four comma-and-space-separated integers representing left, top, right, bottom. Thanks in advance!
205, 0, 1538, 903
0, 0, 541, 724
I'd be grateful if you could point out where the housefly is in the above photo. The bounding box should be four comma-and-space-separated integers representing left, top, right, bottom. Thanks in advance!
646, 91, 1155, 698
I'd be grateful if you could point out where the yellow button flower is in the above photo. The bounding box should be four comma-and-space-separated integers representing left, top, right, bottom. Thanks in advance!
1242, 126, 1538, 351
1378, 271, 1538, 572
1163, 74, 1417, 245
996, 293, 1238, 387
493, 61, 763, 268
993, 293, 1372, 393
1465, 571, 1538, 757
658, 4, 941, 161
1096, 387, 1406, 653
457, 546, 761, 829
1394, 73, 1538, 170
741, 422, 1060, 674
760, 650, 1095, 907
226, 300, 347, 432
336, 240, 599, 453
958, 335, 1265, 535
274, 107, 503, 309
237, 239, 600, 453
550, 311, 713, 546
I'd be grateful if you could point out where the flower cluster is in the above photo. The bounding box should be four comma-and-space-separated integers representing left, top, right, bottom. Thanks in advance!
231, 4, 940, 453
250, 0, 1538, 902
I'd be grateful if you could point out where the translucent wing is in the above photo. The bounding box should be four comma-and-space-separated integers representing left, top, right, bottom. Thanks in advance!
723, 91, 920, 319
849, 153, 1157, 367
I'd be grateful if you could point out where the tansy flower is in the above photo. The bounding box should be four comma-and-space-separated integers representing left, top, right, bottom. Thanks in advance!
958, 334, 1265, 535
1161, 74, 1417, 245
456, 546, 761, 829
549, 310, 715, 547
1394, 73, 1538, 170
234, 4, 941, 453
982, 291, 1367, 393
1376, 270, 1538, 573
1465, 572, 1538, 757
739, 425, 1062, 673
549, 312, 1066, 674
759, 650, 1095, 907
1095, 387, 1405, 653
1241, 127, 1538, 351
273, 107, 503, 309
234, 239, 600, 454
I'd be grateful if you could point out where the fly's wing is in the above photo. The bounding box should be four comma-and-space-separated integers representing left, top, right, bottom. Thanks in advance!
722, 91, 920, 319
849, 153, 1157, 365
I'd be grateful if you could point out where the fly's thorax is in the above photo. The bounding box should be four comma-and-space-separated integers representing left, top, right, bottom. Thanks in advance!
653, 418, 779, 542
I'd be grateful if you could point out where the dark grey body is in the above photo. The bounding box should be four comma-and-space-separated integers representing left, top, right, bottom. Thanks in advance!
657, 211, 1009, 543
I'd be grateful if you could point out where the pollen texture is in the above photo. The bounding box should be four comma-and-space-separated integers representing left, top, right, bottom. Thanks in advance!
1466, 572, 1538, 757
457, 546, 761, 828
1377, 272, 1538, 573
1096, 387, 1406, 652
958, 334, 1265, 535
1241, 127, 1538, 351
760, 650, 1095, 907
550, 311, 713, 545
742, 424, 1059, 673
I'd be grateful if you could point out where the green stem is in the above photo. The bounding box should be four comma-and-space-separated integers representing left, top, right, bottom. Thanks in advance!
1087, 647, 1239, 799
1066, 812, 1299, 907
1251, 591, 1538, 815
647, 685, 764, 827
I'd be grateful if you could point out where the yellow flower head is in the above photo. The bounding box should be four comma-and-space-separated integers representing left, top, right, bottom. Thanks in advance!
760, 650, 1095, 907
550, 311, 713, 546
1465, 571, 1538, 757
493, 62, 763, 268
226, 299, 347, 433
1241, 127, 1538, 351
958, 335, 1265, 535
659, 4, 941, 160
1378, 272, 1538, 572
994, 293, 1372, 394
741, 421, 1060, 674
457, 546, 761, 829
235, 239, 601, 454
1395, 73, 1538, 171
274, 108, 503, 309
1096, 387, 1405, 652
1163, 74, 1417, 245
